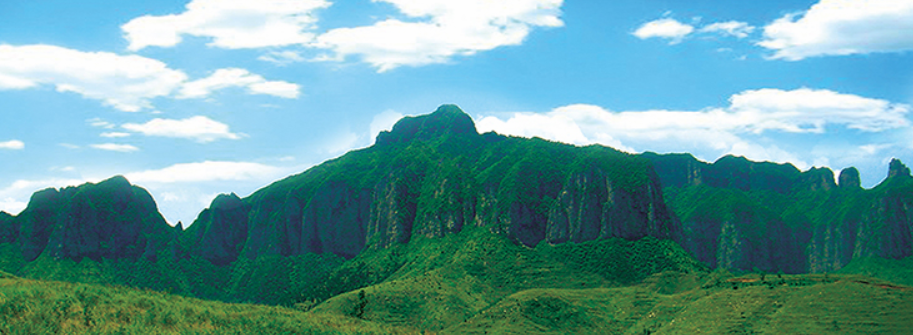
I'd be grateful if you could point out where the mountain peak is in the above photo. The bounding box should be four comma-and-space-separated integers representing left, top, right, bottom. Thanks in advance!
888, 158, 911, 180
375, 104, 478, 145
838, 167, 861, 189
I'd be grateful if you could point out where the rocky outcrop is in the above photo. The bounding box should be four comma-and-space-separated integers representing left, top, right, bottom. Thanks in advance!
13, 176, 171, 262
302, 181, 371, 258
644, 153, 841, 194
546, 163, 678, 244
0, 211, 16, 243
657, 153, 913, 273
838, 167, 861, 189
17, 187, 74, 261
888, 158, 911, 180
185, 193, 251, 265
222, 105, 680, 262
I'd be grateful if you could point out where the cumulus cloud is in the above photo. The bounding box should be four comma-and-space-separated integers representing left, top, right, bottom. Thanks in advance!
178, 68, 300, 99
0, 178, 94, 215
632, 18, 694, 44
122, 116, 241, 143
125, 161, 282, 183
700, 21, 755, 38
759, 0, 913, 60
369, 110, 404, 144
476, 88, 911, 170
314, 0, 564, 72
122, 0, 331, 51
0, 44, 188, 112
0, 140, 24, 150
91, 143, 140, 152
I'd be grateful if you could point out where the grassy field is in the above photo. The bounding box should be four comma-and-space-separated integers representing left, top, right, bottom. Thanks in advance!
0, 270, 418, 334
3, 267, 910, 334
3, 224, 912, 334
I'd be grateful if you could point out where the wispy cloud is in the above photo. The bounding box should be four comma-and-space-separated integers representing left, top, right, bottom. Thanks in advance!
122, 116, 241, 143
91, 143, 140, 152
178, 68, 300, 99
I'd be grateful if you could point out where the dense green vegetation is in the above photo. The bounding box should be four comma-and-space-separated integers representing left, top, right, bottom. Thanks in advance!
3, 262, 911, 334
2, 106, 913, 333
0, 271, 413, 334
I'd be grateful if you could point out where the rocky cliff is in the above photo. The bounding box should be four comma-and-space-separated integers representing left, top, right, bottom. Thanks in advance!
650, 153, 913, 273
188, 105, 680, 264
10, 176, 173, 262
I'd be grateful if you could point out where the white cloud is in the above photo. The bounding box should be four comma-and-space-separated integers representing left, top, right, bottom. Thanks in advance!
0, 140, 24, 150
477, 112, 590, 145
759, 0, 913, 60
632, 18, 694, 44
0, 198, 26, 215
122, 116, 241, 143
88, 118, 116, 129
700, 21, 755, 38
91, 143, 140, 152
122, 0, 331, 51
0, 178, 94, 215
322, 131, 360, 154
178, 68, 300, 99
728, 88, 910, 133
0, 44, 188, 112
369, 110, 404, 144
476, 88, 911, 170
125, 161, 283, 183
100, 132, 131, 138
314, 0, 564, 72
258, 50, 305, 65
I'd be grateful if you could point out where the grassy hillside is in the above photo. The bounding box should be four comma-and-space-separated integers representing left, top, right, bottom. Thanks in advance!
4, 266, 910, 334
0, 272, 416, 334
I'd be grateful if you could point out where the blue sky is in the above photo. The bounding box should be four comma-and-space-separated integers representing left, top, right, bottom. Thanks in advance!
2, 0, 913, 226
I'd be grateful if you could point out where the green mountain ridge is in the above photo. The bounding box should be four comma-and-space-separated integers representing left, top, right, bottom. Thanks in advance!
1, 104, 912, 333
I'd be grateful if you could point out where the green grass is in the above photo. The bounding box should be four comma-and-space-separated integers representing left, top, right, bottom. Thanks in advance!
0, 274, 418, 334
837, 256, 913, 287
3, 231, 912, 334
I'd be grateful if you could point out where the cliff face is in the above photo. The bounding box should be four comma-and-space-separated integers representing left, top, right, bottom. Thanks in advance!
184, 193, 251, 265
0, 211, 17, 244
196, 105, 681, 262
13, 176, 172, 262
546, 163, 676, 244
652, 153, 913, 273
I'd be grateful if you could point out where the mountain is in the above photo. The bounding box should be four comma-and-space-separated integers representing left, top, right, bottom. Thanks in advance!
183, 104, 679, 266
10, 175, 173, 263
0, 104, 912, 333
644, 152, 913, 273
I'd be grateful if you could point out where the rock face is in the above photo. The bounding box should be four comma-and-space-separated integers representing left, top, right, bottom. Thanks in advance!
0, 211, 17, 244
546, 163, 677, 244
649, 152, 913, 273
193, 105, 681, 263
838, 167, 861, 189
14, 176, 172, 262
184, 193, 251, 265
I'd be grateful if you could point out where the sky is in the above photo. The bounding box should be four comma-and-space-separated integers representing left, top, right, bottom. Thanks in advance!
2, 0, 913, 226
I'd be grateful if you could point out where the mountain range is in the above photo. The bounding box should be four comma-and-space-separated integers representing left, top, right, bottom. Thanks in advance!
1, 105, 912, 333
